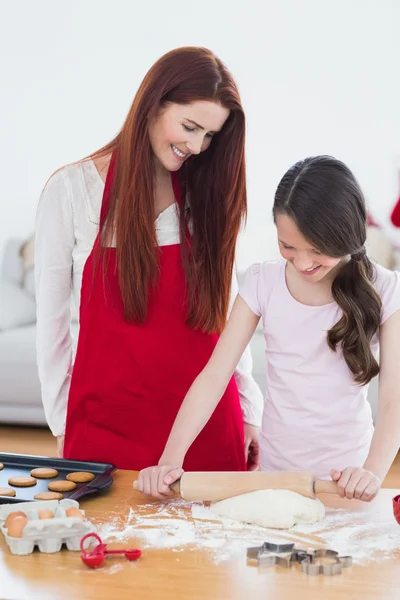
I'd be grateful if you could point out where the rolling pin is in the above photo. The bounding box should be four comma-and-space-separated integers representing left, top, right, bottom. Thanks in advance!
133, 471, 338, 502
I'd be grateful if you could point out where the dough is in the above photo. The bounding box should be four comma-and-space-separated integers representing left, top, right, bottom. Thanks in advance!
210, 489, 325, 529
30, 468, 58, 479
0, 487, 16, 497
8, 476, 37, 487
66, 472, 95, 483
48, 480, 76, 492
0, 462, 4, 470
34, 492, 63, 501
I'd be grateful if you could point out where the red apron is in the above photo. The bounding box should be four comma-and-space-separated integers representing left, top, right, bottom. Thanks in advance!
64, 157, 246, 471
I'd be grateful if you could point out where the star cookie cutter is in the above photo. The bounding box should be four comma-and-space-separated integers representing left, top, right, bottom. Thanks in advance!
247, 542, 299, 568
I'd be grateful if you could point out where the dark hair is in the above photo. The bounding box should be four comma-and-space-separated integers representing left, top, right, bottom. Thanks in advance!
273, 155, 382, 385
90, 46, 246, 334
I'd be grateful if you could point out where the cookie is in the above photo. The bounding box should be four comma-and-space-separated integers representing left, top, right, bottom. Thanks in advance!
0, 463, 4, 470
8, 476, 37, 487
34, 491, 63, 501
48, 480, 76, 492
0, 487, 16, 497
30, 468, 59, 479
66, 472, 95, 483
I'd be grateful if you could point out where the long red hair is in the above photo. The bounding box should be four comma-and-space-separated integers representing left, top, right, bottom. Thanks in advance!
91, 46, 247, 334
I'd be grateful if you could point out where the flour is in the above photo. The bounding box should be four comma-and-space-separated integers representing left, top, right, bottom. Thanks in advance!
292, 508, 400, 563
94, 500, 400, 565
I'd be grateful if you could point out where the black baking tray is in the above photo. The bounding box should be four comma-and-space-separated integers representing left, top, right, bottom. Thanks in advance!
0, 453, 116, 504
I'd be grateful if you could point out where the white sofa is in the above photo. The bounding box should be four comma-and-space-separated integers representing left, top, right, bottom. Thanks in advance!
0, 236, 383, 427
0, 239, 43, 425
0, 239, 80, 426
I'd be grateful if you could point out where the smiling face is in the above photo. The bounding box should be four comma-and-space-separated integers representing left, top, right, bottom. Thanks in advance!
275, 213, 346, 282
148, 100, 230, 172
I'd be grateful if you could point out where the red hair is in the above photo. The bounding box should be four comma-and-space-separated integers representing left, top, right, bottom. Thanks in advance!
91, 46, 247, 334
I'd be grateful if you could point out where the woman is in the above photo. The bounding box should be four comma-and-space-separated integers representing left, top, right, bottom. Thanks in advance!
35, 46, 263, 470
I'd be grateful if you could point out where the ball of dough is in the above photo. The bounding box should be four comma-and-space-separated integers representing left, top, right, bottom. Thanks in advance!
210, 489, 325, 529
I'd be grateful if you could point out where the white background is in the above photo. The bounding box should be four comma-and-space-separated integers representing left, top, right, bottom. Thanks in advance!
1, 0, 399, 269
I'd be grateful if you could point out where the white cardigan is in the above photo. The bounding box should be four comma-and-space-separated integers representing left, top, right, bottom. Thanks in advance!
35, 160, 263, 436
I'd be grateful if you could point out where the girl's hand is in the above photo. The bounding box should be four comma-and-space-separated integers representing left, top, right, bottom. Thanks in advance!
244, 423, 260, 471
56, 435, 64, 458
137, 465, 184, 500
330, 467, 382, 502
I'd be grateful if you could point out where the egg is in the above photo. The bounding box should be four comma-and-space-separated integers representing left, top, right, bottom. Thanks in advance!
38, 509, 54, 520
7, 514, 28, 538
5, 511, 27, 529
65, 507, 84, 520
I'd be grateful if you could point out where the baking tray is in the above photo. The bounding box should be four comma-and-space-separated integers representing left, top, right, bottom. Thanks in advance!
0, 452, 116, 504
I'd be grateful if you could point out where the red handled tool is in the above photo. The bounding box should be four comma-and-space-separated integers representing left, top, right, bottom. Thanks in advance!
80, 533, 142, 569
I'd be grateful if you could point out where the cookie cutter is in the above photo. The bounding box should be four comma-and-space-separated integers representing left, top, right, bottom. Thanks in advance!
80, 533, 142, 569
298, 549, 352, 576
247, 543, 352, 576
247, 542, 300, 568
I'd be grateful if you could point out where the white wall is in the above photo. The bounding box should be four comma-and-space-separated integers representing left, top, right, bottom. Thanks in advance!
1, 0, 399, 270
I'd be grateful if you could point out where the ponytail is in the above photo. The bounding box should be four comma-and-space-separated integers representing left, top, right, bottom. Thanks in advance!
328, 253, 382, 385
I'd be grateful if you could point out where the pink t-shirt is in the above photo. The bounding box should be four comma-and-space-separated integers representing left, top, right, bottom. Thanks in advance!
239, 260, 400, 479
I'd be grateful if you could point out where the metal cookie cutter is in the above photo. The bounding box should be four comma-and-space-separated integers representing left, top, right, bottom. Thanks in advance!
247, 542, 297, 568
247, 543, 352, 577
298, 549, 353, 576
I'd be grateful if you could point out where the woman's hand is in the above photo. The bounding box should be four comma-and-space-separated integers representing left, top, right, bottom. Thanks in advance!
136, 465, 184, 500
244, 423, 260, 471
330, 467, 381, 502
57, 435, 65, 458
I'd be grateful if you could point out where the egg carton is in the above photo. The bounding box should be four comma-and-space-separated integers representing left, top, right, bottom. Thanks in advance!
0, 498, 96, 555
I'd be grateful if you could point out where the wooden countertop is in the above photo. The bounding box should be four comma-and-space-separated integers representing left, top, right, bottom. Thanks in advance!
0, 470, 399, 600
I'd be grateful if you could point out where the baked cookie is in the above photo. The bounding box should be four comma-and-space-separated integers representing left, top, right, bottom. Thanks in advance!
48, 480, 76, 492
66, 472, 95, 483
0, 462, 4, 470
34, 491, 63, 501
30, 468, 59, 479
0, 487, 16, 497
8, 476, 37, 487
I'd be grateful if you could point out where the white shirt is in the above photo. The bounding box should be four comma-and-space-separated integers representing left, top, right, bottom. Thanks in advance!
35, 160, 263, 436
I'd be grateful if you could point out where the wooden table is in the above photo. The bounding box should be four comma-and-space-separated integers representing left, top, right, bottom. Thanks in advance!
0, 470, 399, 600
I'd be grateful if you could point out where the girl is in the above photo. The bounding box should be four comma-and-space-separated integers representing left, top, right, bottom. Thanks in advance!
138, 155, 400, 501
35, 47, 263, 470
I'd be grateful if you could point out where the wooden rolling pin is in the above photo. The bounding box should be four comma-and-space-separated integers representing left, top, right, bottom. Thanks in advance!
133, 471, 338, 502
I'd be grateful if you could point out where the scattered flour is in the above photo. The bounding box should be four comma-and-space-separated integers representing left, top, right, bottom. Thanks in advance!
292, 507, 400, 563
94, 499, 400, 566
